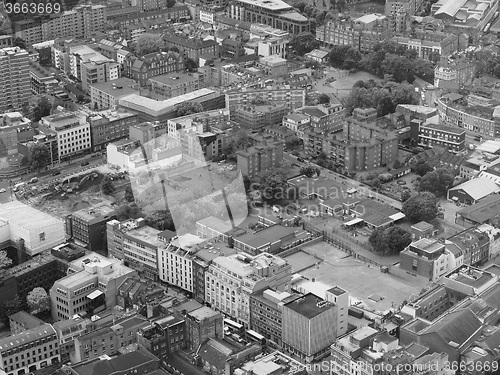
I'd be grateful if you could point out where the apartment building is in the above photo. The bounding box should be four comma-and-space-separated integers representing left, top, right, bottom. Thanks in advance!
296, 103, 345, 133
81, 59, 121, 93
392, 31, 458, 60
29, 61, 59, 96
316, 15, 391, 52
228, 0, 309, 34
0, 47, 30, 113
39, 112, 91, 162
148, 73, 201, 101
106, 218, 160, 281
282, 113, 310, 132
233, 104, 289, 130
14, 5, 106, 44
415, 122, 466, 153
250, 289, 301, 346
185, 306, 223, 350
88, 110, 139, 152
282, 293, 337, 363
447, 227, 490, 267
65, 202, 116, 253
226, 87, 306, 111
110, 6, 190, 28
123, 51, 185, 87
90, 77, 139, 110
236, 139, 284, 178
0, 112, 33, 151
205, 252, 291, 325
52, 315, 89, 364
436, 93, 500, 138
434, 56, 476, 87
49, 252, 137, 321
0, 324, 60, 375
72, 316, 149, 363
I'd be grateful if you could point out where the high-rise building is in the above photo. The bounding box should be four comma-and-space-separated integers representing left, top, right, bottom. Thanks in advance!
0, 47, 30, 113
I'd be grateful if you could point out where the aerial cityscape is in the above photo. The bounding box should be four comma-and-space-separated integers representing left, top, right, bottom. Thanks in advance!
2, 0, 500, 374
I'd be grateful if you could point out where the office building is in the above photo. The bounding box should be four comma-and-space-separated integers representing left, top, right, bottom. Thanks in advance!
90, 77, 139, 111
205, 252, 291, 325
185, 306, 223, 350
0, 324, 60, 375
414, 123, 466, 153
399, 238, 455, 282
49, 252, 137, 321
0, 47, 30, 113
250, 289, 301, 346
29, 61, 59, 96
66, 202, 116, 253
282, 293, 337, 363
87, 110, 139, 152
137, 316, 186, 360
148, 73, 201, 100
228, 0, 309, 34
39, 111, 91, 162
226, 87, 306, 111
106, 218, 160, 281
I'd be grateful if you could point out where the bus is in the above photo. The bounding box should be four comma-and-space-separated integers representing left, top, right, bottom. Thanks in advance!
224, 318, 243, 334
246, 329, 266, 346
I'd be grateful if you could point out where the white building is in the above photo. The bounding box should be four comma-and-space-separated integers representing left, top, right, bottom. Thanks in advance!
257, 37, 288, 58
40, 112, 91, 161
106, 139, 142, 170
282, 113, 310, 132
0, 201, 65, 256
158, 233, 204, 293
205, 252, 291, 325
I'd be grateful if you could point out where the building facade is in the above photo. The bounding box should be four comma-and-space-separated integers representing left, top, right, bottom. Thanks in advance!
0, 47, 30, 113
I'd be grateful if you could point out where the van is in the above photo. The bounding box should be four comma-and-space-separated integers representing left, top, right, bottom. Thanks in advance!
29, 177, 38, 184
272, 205, 280, 213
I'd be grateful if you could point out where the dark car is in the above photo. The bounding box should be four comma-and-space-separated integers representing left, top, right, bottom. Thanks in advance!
52, 171, 61, 176
81, 161, 90, 166
297, 157, 305, 162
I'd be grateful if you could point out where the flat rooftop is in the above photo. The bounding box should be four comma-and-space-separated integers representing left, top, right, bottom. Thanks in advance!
284, 293, 333, 319
421, 123, 465, 135
235, 0, 292, 11
90, 77, 139, 96
411, 238, 444, 253
149, 73, 199, 86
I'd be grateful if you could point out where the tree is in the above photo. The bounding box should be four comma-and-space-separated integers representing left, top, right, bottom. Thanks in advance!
414, 160, 433, 176
259, 165, 289, 202
27, 287, 50, 314
30, 143, 50, 172
116, 203, 143, 220
318, 93, 331, 104
418, 168, 453, 197
124, 185, 135, 202
0, 251, 12, 269
135, 34, 164, 55
401, 190, 411, 202
101, 176, 115, 195
290, 33, 320, 55
300, 165, 319, 178
33, 97, 52, 121
145, 210, 175, 231
286, 136, 303, 150
166, 0, 176, 7
185, 57, 198, 72
2, 295, 23, 319
13, 37, 26, 50
393, 159, 403, 170
369, 226, 412, 255
402, 192, 438, 222
176, 101, 203, 117
428, 51, 441, 64
76, 94, 84, 102
251, 95, 268, 105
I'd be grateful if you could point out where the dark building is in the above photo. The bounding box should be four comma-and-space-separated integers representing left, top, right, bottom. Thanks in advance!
116, 277, 166, 310
65, 203, 116, 254
447, 227, 490, 267
163, 35, 219, 61
88, 112, 139, 152
137, 315, 186, 360
185, 306, 223, 350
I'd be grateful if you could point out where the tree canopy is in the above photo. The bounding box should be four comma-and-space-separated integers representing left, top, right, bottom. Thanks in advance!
27, 287, 50, 314
30, 143, 50, 172
125, 185, 135, 202
145, 210, 175, 231
33, 97, 52, 122
369, 226, 412, 255
116, 203, 143, 221
402, 192, 439, 222
290, 33, 320, 56
259, 165, 290, 202
101, 176, 115, 195
135, 34, 165, 56
0, 251, 12, 269
300, 165, 320, 178
176, 102, 203, 117
419, 168, 454, 197
185, 57, 198, 73
414, 160, 434, 176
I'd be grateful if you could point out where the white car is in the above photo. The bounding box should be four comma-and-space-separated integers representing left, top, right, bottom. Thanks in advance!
0, 189, 6, 193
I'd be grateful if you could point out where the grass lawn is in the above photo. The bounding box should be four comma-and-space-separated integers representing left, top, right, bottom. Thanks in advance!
329, 71, 381, 97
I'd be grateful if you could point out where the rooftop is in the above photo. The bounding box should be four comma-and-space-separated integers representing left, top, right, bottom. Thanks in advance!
188, 306, 221, 321
284, 293, 333, 319
421, 122, 465, 135
411, 238, 445, 253
72, 202, 116, 222
0, 324, 55, 350
234, 225, 298, 249
90, 77, 139, 97
449, 177, 500, 201
234, 0, 292, 11
0, 201, 63, 232
149, 73, 199, 86
456, 194, 500, 223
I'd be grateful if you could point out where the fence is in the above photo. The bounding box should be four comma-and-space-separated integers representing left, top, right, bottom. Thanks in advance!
277, 236, 323, 258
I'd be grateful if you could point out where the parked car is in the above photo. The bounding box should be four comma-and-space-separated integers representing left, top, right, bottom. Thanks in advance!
0, 189, 6, 193
81, 161, 90, 166
297, 157, 305, 162
29, 177, 38, 184
52, 170, 61, 176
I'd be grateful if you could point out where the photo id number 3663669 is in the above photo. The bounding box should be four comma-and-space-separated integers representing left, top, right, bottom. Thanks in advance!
444, 361, 498, 372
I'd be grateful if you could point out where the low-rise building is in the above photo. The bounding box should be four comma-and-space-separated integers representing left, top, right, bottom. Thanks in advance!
0, 323, 60, 375
236, 138, 284, 178
416, 123, 466, 153
164, 35, 219, 61
8, 311, 44, 335
225, 86, 306, 111
185, 306, 224, 350
447, 227, 490, 267
447, 177, 500, 205
137, 315, 186, 360
148, 73, 201, 100
49, 252, 137, 321
123, 51, 185, 87
88, 110, 139, 152
90, 77, 140, 110
233, 104, 289, 130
